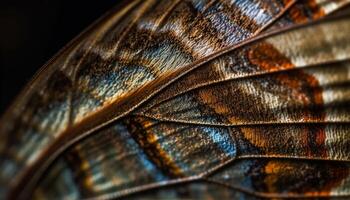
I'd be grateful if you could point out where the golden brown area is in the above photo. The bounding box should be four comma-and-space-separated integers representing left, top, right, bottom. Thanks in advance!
240, 127, 269, 149
248, 42, 294, 72
198, 89, 231, 119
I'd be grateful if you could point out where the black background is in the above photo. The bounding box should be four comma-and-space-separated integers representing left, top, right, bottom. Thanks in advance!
0, 0, 117, 114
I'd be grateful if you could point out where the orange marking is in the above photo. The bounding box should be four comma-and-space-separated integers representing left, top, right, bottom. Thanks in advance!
288, 0, 325, 23
248, 42, 294, 72
264, 161, 289, 193
137, 118, 184, 177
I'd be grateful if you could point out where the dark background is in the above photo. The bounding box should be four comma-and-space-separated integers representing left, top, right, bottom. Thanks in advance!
0, 0, 117, 114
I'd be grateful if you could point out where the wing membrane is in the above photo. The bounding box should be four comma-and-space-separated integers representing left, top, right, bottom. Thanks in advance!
0, 0, 349, 199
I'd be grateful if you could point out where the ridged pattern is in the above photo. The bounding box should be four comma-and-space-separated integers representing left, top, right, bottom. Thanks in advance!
0, 0, 349, 199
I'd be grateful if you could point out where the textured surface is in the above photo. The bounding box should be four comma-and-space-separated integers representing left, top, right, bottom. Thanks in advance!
0, 0, 350, 199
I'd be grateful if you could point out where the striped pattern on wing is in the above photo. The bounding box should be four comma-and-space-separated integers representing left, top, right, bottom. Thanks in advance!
0, 0, 349, 199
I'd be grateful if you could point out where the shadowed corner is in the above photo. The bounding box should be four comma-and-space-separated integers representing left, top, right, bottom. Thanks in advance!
0, 0, 117, 115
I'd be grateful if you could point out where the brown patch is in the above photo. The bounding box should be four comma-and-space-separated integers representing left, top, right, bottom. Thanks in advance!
275, 71, 324, 117
275, 69, 327, 158
240, 127, 269, 150
198, 90, 230, 115
304, 164, 350, 197
219, 1, 260, 33
288, 0, 325, 23
263, 160, 350, 196
249, 40, 328, 159
248, 42, 294, 72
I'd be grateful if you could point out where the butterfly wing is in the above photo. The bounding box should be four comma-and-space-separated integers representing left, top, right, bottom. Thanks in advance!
0, 0, 349, 199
